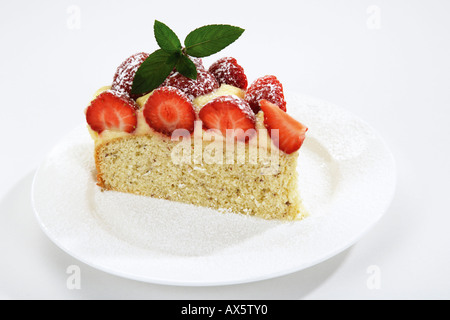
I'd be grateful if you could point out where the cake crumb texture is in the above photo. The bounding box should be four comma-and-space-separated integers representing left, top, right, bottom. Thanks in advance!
95, 135, 304, 220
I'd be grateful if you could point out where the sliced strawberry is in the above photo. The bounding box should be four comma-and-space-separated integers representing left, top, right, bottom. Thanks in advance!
208, 57, 248, 90
245, 75, 287, 114
86, 91, 138, 134
161, 69, 219, 100
259, 99, 308, 154
143, 87, 196, 136
199, 96, 256, 141
111, 52, 150, 99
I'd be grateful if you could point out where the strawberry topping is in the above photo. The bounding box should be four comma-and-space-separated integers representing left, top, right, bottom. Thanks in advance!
143, 87, 196, 136
199, 96, 256, 141
161, 70, 219, 100
208, 57, 248, 90
245, 75, 287, 114
86, 91, 138, 134
191, 57, 206, 71
259, 99, 307, 154
111, 52, 150, 99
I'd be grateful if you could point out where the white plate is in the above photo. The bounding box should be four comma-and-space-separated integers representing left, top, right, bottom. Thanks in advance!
31, 93, 396, 287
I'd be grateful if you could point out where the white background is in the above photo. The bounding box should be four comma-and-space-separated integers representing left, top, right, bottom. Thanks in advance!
0, 0, 449, 299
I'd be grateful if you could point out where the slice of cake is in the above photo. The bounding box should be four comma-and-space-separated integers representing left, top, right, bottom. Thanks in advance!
85, 23, 308, 220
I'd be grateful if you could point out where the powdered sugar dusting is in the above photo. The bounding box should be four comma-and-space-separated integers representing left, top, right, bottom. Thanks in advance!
209, 57, 248, 90
210, 95, 256, 122
162, 70, 219, 100
93, 190, 282, 256
190, 57, 206, 71
111, 52, 149, 97
245, 75, 287, 113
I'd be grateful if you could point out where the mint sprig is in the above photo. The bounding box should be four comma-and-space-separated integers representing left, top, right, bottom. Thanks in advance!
184, 25, 245, 58
154, 20, 182, 53
131, 21, 245, 96
175, 54, 198, 80
131, 49, 178, 97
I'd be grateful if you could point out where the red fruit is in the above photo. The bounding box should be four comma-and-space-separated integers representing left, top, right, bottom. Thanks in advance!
86, 91, 138, 134
208, 57, 248, 90
259, 99, 308, 154
111, 52, 150, 99
161, 70, 219, 100
143, 87, 196, 136
191, 57, 206, 71
245, 75, 287, 114
199, 96, 256, 141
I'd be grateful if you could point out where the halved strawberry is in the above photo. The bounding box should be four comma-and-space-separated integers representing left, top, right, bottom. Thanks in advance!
143, 87, 196, 136
260, 99, 308, 154
245, 75, 287, 114
111, 52, 150, 99
86, 91, 138, 134
161, 69, 219, 100
208, 57, 248, 90
199, 96, 256, 141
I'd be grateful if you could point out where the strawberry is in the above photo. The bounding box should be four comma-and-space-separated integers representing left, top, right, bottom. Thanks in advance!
191, 57, 206, 71
199, 96, 256, 141
208, 57, 248, 90
259, 99, 308, 154
161, 69, 219, 100
111, 52, 150, 99
86, 91, 138, 134
245, 75, 287, 114
143, 87, 196, 136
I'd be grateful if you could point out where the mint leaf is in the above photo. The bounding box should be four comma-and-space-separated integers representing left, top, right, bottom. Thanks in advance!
154, 20, 182, 53
184, 25, 245, 58
131, 49, 178, 95
176, 54, 198, 80
131, 22, 245, 95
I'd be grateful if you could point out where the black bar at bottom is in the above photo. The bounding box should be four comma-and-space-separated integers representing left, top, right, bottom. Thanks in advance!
148, 301, 300, 318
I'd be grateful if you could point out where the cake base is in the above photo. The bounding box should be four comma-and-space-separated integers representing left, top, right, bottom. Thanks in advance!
95, 134, 305, 220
